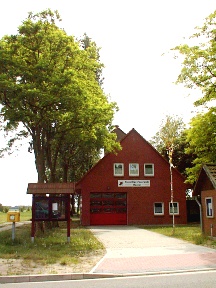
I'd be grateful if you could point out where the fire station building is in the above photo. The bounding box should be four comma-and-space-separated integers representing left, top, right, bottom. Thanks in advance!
76, 127, 188, 226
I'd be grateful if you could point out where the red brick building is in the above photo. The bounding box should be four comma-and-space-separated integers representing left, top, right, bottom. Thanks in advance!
193, 164, 216, 237
76, 128, 188, 226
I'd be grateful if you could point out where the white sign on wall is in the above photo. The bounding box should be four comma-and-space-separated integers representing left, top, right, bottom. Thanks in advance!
118, 180, 150, 187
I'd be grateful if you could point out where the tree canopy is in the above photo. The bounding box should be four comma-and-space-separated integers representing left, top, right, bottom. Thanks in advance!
173, 10, 216, 107
0, 9, 120, 183
172, 10, 216, 183
150, 115, 194, 177
151, 115, 185, 152
150, 115, 184, 161
184, 108, 216, 184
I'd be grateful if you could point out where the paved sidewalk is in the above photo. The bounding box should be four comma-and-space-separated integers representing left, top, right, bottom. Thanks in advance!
90, 226, 216, 274
1, 225, 216, 283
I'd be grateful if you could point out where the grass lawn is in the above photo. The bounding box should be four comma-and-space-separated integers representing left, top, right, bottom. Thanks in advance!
0, 218, 104, 266
1, 215, 216, 272
0, 211, 32, 224
142, 225, 216, 248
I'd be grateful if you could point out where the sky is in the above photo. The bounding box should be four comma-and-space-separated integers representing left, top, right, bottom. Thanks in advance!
0, 0, 215, 206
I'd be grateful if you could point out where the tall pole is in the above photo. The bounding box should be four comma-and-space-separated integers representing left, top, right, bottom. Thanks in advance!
12, 222, 15, 241
168, 145, 175, 234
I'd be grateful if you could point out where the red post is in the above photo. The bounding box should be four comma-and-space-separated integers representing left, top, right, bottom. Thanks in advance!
31, 195, 35, 242
67, 194, 71, 242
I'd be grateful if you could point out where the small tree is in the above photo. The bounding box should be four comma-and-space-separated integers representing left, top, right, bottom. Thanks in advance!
151, 115, 185, 232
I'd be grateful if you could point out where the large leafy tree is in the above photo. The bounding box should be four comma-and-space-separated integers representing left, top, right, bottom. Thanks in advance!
173, 10, 216, 106
173, 10, 216, 183
0, 9, 120, 183
184, 108, 216, 184
79, 33, 104, 87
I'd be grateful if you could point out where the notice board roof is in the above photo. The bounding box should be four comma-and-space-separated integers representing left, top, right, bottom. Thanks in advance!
27, 183, 75, 194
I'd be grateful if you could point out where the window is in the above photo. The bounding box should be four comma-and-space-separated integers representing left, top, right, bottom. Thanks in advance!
35, 199, 49, 219
206, 197, 214, 218
154, 202, 164, 215
169, 202, 179, 215
144, 164, 154, 176
114, 163, 124, 176
129, 163, 139, 176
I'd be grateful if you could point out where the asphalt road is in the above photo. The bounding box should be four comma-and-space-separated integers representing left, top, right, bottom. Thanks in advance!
3, 271, 216, 288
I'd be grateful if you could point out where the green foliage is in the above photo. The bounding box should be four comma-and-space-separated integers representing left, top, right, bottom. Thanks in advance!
0, 10, 120, 182
3, 207, 9, 213
172, 10, 216, 183
79, 33, 104, 87
150, 115, 193, 176
150, 115, 185, 151
184, 108, 216, 184
173, 10, 216, 107
0, 210, 31, 224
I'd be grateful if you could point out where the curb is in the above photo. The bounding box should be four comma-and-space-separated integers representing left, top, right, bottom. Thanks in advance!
1, 268, 216, 284
0, 273, 120, 284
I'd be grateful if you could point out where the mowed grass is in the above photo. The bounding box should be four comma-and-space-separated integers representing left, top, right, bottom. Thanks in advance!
0, 211, 32, 224
142, 225, 216, 248
0, 219, 104, 266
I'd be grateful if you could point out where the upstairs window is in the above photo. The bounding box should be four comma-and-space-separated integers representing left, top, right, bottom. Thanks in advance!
114, 163, 124, 176
144, 164, 154, 176
129, 163, 139, 176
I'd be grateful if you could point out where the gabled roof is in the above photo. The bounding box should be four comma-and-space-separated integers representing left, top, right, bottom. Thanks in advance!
193, 164, 216, 195
203, 164, 216, 188
113, 125, 127, 142
76, 127, 186, 186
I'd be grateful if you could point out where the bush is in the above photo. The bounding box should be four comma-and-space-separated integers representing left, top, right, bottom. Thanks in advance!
3, 207, 9, 213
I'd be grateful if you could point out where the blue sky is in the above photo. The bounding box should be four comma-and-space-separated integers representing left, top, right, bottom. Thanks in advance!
0, 0, 215, 205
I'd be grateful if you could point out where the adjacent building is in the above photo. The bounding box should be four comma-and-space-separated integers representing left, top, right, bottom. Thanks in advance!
193, 164, 216, 237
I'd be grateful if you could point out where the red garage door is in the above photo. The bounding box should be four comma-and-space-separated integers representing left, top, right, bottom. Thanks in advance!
90, 192, 127, 225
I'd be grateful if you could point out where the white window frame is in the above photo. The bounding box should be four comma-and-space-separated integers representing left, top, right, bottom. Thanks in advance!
169, 202, 179, 215
154, 202, 164, 215
129, 163, 139, 176
144, 163, 154, 176
205, 197, 214, 218
114, 163, 124, 176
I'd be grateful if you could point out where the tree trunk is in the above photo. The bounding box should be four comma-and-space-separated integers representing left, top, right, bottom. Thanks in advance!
63, 163, 69, 183
32, 127, 46, 183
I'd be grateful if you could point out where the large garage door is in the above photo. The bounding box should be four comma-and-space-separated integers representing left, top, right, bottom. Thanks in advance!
90, 192, 127, 225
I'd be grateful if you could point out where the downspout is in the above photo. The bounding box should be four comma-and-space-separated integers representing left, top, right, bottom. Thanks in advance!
195, 196, 202, 232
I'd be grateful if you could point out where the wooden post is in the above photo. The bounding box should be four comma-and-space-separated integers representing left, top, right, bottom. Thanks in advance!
67, 194, 71, 243
31, 195, 35, 242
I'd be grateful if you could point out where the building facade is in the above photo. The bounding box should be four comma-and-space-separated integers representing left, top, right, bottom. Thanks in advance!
193, 164, 216, 237
76, 128, 188, 226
